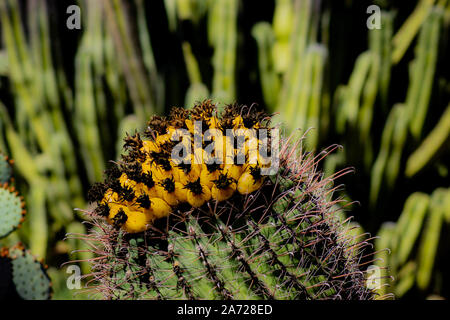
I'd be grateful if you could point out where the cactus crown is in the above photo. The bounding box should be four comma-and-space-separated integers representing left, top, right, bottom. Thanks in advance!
89, 100, 272, 234
77, 102, 378, 300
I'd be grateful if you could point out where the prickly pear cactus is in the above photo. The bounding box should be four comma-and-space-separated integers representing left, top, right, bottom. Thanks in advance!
74, 102, 378, 300
0, 245, 52, 300
0, 184, 26, 239
0, 154, 13, 184
0, 153, 52, 300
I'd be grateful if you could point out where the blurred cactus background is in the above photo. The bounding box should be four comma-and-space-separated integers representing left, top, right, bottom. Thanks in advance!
0, 0, 449, 299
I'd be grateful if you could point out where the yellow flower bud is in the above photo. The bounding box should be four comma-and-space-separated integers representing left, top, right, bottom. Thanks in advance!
184, 178, 211, 207
108, 204, 151, 233
237, 166, 264, 195
147, 198, 172, 219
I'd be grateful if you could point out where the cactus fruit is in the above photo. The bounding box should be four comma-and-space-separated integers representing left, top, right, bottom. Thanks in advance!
0, 154, 13, 184
0, 183, 26, 239
75, 102, 378, 300
0, 244, 52, 300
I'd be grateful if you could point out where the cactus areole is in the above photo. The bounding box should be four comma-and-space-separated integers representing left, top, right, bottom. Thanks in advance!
78, 101, 377, 300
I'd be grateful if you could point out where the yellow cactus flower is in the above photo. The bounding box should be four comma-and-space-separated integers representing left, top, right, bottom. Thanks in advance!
200, 163, 222, 189
173, 162, 200, 185
101, 188, 120, 205
237, 166, 264, 195
134, 182, 159, 199
147, 198, 172, 219
141, 140, 160, 154
211, 173, 237, 202
156, 177, 179, 206
232, 115, 244, 129
171, 156, 201, 184
151, 165, 175, 181
207, 116, 221, 129
184, 178, 211, 207
223, 163, 246, 182
155, 133, 172, 146
119, 173, 137, 189
174, 181, 188, 203
123, 210, 152, 233
185, 119, 195, 134
108, 204, 150, 233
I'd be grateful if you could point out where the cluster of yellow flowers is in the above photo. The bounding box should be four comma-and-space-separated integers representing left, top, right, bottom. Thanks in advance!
89, 101, 272, 233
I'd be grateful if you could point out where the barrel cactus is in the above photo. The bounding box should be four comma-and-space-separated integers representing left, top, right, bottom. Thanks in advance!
74, 101, 380, 300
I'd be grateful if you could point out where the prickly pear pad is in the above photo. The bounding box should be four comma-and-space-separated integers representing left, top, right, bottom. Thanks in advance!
2, 244, 52, 300
0, 184, 25, 239
0, 154, 13, 184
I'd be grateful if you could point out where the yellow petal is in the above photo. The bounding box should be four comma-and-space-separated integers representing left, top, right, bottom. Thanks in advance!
101, 188, 120, 205
155, 133, 171, 146
147, 198, 172, 219
211, 184, 236, 202
107, 203, 125, 224
123, 209, 151, 233
185, 119, 195, 134
200, 164, 221, 189
151, 166, 174, 181
208, 116, 220, 129
174, 182, 188, 203
186, 185, 211, 207
237, 172, 263, 195
119, 173, 137, 189
135, 183, 159, 198
232, 115, 244, 129
141, 140, 160, 154
163, 190, 179, 206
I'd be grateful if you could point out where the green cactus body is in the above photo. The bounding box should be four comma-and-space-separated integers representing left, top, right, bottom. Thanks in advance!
0, 154, 13, 184
0, 153, 52, 300
0, 184, 25, 239
0, 245, 52, 300
74, 102, 377, 300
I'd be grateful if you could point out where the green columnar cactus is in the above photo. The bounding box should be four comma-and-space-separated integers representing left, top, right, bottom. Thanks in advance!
73, 102, 379, 300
